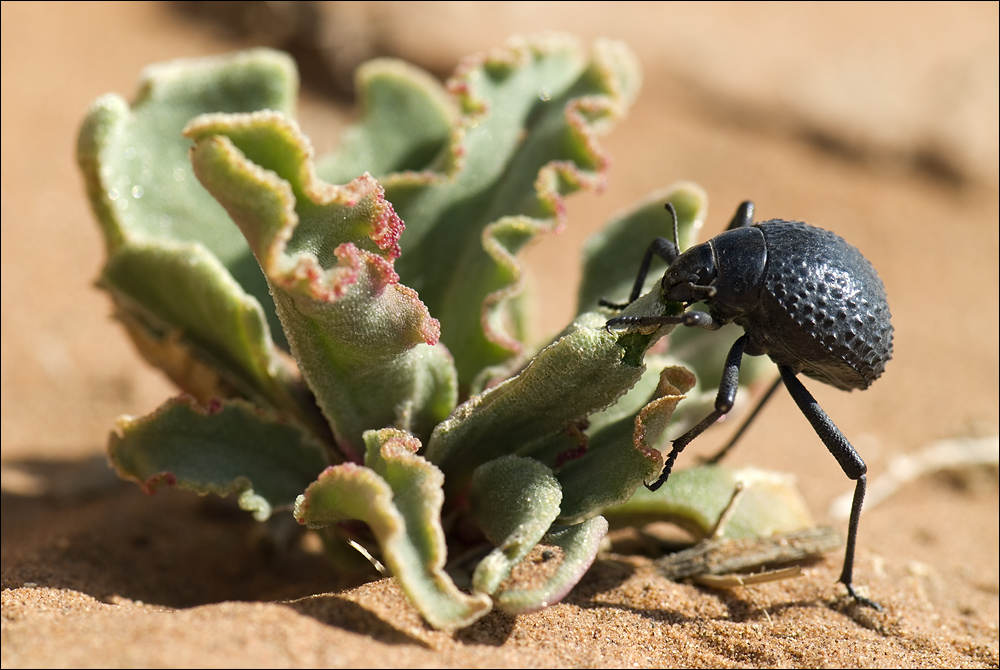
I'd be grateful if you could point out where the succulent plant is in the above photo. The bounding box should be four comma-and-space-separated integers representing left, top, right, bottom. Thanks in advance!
78, 36, 807, 631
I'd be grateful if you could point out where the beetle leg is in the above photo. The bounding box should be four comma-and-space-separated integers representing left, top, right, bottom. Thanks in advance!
599, 236, 679, 309
703, 375, 783, 464
604, 309, 720, 331
647, 334, 748, 491
778, 366, 881, 610
726, 201, 755, 230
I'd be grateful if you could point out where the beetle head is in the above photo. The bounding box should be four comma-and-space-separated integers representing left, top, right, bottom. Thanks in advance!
661, 242, 718, 304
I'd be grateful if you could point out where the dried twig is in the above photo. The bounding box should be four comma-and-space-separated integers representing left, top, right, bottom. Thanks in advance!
656, 525, 843, 582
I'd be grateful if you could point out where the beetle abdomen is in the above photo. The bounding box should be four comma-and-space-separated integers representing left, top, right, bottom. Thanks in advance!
750, 221, 893, 391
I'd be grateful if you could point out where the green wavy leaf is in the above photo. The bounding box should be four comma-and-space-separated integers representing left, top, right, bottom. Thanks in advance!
186, 114, 457, 454
602, 465, 815, 541
425, 301, 677, 498
470, 455, 563, 595
493, 516, 609, 615
316, 58, 457, 184
109, 396, 330, 521
295, 428, 492, 630
358, 35, 643, 385
557, 366, 696, 522
78, 49, 306, 417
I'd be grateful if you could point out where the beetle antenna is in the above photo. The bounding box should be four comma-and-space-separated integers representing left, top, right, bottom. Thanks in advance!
665, 202, 680, 251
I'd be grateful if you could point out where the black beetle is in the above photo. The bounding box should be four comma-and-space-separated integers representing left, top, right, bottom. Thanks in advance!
604, 200, 893, 608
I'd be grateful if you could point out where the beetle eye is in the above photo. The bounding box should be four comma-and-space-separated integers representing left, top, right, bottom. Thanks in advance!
661, 243, 716, 303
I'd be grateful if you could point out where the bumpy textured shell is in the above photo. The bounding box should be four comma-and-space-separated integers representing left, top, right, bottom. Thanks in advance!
737, 220, 893, 391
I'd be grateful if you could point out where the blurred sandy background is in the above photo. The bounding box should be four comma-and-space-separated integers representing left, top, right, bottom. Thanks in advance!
2, 2, 997, 667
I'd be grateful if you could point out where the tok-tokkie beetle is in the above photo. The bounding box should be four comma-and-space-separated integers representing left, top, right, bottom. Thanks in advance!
603, 200, 893, 608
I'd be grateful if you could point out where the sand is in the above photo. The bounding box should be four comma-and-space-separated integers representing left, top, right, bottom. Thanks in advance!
3, 3, 997, 667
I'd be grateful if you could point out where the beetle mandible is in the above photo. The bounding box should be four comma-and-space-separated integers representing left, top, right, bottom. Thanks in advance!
603, 200, 893, 609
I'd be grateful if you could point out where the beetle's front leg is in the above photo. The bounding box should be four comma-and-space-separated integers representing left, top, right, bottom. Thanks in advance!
599, 236, 679, 310
605, 308, 720, 332
646, 334, 749, 491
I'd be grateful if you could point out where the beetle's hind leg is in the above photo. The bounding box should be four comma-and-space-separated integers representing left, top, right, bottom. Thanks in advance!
778, 365, 881, 610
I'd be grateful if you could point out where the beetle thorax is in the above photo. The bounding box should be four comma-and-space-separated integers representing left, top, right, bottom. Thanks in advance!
663, 226, 768, 324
